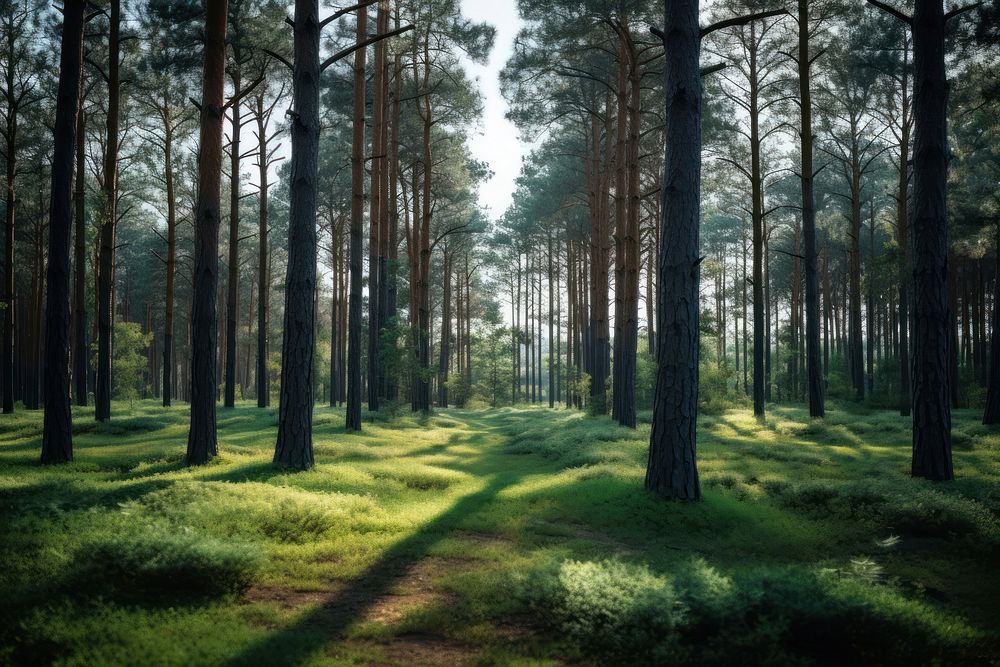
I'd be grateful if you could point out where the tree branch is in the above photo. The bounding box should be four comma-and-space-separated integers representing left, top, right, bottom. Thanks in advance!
866, 0, 912, 25
700, 9, 788, 39
321, 25, 415, 72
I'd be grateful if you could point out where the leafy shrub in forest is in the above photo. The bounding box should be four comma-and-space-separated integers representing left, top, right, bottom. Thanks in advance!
518, 557, 980, 665
80, 525, 262, 597
519, 559, 682, 661
769, 479, 999, 544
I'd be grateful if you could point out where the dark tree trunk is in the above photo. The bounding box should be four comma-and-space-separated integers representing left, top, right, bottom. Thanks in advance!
548, 233, 555, 408
225, 69, 242, 409
95, 0, 120, 422
368, 0, 389, 411
849, 161, 865, 400
2, 33, 16, 415
255, 94, 270, 408
73, 91, 88, 407
41, 0, 85, 464
612, 29, 628, 422
162, 98, 177, 408
346, 4, 366, 430
897, 38, 913, 416
439, 250, 451, 408
186, 0, 228, 466
798, 0, 824, 417
908, 0, 952, 480
645, 0, 701, 501
984, 228, 1000, 424
273, 0, 319, 468
618, 31, 640, 428
750, 22, 765, 419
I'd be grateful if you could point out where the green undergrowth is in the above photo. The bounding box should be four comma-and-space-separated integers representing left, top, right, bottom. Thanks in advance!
0, 401, 998, 665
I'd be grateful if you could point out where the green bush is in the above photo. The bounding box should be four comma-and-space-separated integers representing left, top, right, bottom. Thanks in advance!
445, 373, 471, 407
699, 361, 747, 414
770, 480, 1000, 544
518, 557, 980, 665
80, 525, 263, 597
519, 559, 682, 661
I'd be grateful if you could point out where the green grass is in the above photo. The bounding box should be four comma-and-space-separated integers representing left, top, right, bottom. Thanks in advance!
1, 401, 998, 665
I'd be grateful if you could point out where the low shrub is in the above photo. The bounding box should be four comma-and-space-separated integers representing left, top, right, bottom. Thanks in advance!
769, 480, 1000, 544
80, 524, 262, 597
519, 559, 682, 661
517, 557, 981, 665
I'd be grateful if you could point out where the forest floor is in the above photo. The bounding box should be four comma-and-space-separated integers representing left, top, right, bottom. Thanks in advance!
1, 401, 999, 665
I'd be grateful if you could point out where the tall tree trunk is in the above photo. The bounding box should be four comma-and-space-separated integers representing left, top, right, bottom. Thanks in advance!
548, 232, 555, 408
41, 0, 85, 463
186, 0, 228, 465
346, 4, 367, 430
908, 0, 952, 480
255, 94, 270, 408
2, 31, 16, 415
368, 0, 389, 410
274, 0, 319, 467
73, 92, 88, 407
95, 0, 120, 422
750, 21, 765, 419
798, 0, 824, 416
645, 0, 701, 500
618, 31, 640, 428
225, 69, 242, 409
439, 250, 451, 407
849, 159, 865, 400
162, 99, 177, 408
416, 32, 433, 414
897, 35, 912, 416
983, 227, 1000, 424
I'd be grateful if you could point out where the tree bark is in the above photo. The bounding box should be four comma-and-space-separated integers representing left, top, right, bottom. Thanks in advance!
187, 0, 228, 465
273, 0, 319, 468
225, 68, 242, 409
983, 228, 1000, 423
95, 0, 121, 422
908, 0, 952, 480
798, 0, 824, 417
346, 4, 367, 430
254, 93, 270, 408
41, 0, 86, 463
162, 97, 177, 408
73, 89, 88, 407
645, 0, 701, 501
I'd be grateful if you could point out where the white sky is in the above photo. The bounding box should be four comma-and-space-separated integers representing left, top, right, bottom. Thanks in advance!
458, 0, 528, 220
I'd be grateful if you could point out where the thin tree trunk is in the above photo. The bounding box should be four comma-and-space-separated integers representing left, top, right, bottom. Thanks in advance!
73, 91, 88, 407
799, 0, 824, 416
224, 69, 242, 409
346, 4, 367, 430
95, 0, 120, 422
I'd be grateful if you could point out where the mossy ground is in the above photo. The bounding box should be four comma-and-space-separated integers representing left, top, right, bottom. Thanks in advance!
1, 402, 998, 665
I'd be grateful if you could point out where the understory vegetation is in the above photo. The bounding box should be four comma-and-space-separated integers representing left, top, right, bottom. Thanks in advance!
1, 403, 998, 665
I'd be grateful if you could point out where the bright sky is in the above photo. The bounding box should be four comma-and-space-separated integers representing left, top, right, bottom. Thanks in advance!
458, 0, 528, 220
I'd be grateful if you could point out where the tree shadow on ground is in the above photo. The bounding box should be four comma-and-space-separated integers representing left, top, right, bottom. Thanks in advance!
226, 472, 517, 666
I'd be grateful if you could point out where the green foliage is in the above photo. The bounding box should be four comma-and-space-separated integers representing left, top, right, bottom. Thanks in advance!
699, 361, 747, 414
82, 524, 262, 597
769, 479, 1000, 544
110, 322, 153, 407
519, 559, 682, 661
445, 373, 471, 408
519, 556, 981, 665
